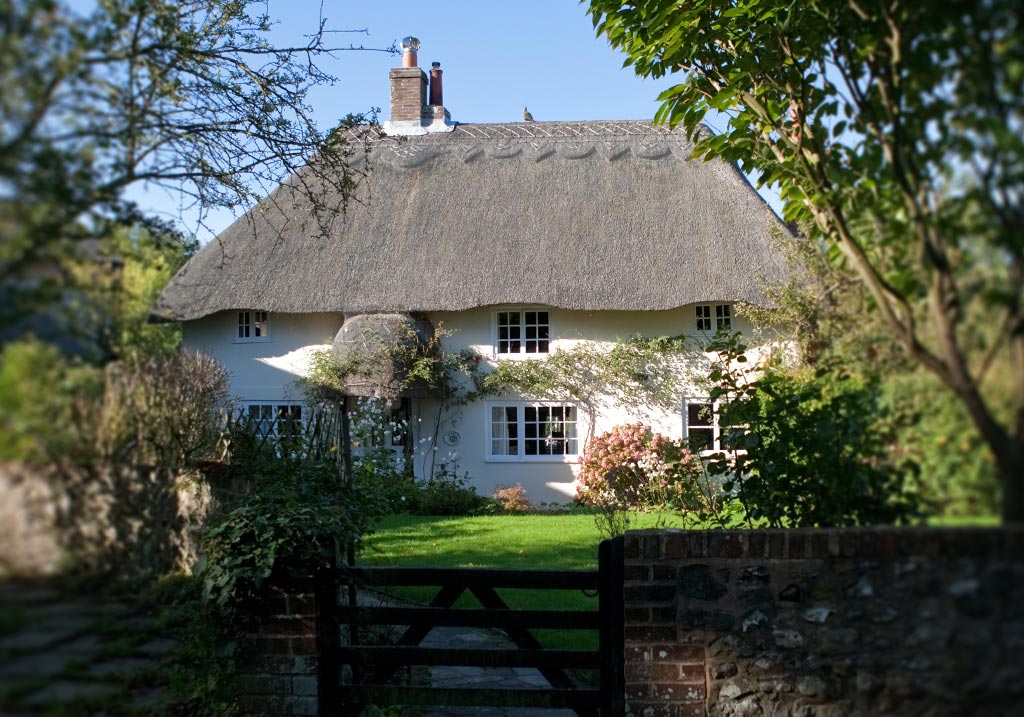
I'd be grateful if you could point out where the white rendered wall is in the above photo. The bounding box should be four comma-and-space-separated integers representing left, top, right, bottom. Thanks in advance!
182, 311, 343, 404
182, 306, 767, 505
410, 306, 760, 505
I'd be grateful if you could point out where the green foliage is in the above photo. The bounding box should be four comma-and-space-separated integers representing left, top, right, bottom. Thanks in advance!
0, 338, 98, 462
415, 463, 491, 516
0, 340, 227, 466
197, 458, 368, 619
575, 422, 723, 536
705, 334, 922, 527
91, 225, 196, 359
589, 0, 1024, 521
882, 373, 999, 516
482, 336, 699, 416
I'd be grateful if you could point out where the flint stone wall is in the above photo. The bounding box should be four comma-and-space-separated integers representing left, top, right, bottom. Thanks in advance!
0, 461, 231, 580
622, 527, 1024, 717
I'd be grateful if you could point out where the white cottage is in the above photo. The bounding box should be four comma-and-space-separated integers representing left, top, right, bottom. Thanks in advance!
153, 39, 790, 503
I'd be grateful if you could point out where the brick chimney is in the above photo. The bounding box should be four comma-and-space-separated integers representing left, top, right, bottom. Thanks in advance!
383, 37, 454, 136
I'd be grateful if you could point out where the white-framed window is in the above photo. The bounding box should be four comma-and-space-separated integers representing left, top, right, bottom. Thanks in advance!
245, 403, 303, 439
695, 304, 732, 333
487, 402, 579, 461
684, 398, 727, 452
236, 311, 270, 342
493, 309, 550, 356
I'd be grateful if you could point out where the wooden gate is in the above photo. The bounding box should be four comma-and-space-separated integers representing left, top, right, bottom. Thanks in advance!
314, 536, 624, 716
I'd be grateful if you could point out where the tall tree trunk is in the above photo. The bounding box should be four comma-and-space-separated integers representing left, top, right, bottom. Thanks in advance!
997, 444, 1024, 524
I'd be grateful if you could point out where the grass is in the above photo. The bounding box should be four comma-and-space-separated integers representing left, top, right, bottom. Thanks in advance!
363, 512, 682, 570
361, 512, 682, 651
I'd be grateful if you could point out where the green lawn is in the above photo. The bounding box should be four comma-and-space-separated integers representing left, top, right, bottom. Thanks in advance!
360, 512, 682, 650
362, 512, 682, 570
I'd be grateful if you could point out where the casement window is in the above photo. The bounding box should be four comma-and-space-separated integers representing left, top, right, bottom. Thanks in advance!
684, 398, 726, 452
494, 309, 550, 356
245, 403, 303, 439
695, 304, 732, 333
487, 403, 579, 461
236, 311, 269, 342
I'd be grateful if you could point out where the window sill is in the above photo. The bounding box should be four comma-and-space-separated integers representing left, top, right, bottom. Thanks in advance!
233, 337, 272, 344
485, 455, 579, 464
492, 351, 550, 361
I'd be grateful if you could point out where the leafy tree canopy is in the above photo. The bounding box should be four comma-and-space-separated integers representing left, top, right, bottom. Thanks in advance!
588, 0, 1024, 521
1, 0, 388, 342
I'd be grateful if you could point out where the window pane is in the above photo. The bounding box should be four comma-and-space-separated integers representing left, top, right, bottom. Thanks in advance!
688, 428, 713, 452
688, 402, 713, 427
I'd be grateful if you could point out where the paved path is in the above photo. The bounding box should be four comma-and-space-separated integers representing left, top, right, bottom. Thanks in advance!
356, 590, 580, 717
0, 579, 176, 716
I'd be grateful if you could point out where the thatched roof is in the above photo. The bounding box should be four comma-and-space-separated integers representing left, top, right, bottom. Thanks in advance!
154, 121, 789, 322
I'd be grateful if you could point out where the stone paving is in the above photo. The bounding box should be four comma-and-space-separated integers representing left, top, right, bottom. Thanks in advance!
0, 579, 176, 716
354, 590, 579, 717
419, 625, 577, 717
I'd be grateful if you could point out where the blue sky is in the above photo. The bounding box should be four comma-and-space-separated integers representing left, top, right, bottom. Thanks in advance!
122, 1, 775, 239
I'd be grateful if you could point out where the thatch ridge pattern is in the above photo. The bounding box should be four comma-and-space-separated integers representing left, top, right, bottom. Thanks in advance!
154, 121, 789, 322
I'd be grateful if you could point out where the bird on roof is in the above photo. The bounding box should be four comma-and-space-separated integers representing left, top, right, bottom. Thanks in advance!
522, 106, 534, 122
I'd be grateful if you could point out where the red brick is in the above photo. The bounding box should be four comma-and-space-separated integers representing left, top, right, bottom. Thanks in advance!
625, 564, 650, 582
625, 584, 676, 603
747, 532, 767, 558
625, 625, 677, 643
627, 661, 684, 682
252, 636, 291, 655
290, 636, 318, 655
625, 535, 641, 559
787, 532, 807, 558
626, 644, 704, 663
626, 701, 705, 717
654, 565, 678, 581
809, 531, 830, 557
664, 533, 684, 559
682, 532, 707, 558
626, 607, 651, 624
768, 530, 786, 558
628, 679, 707, 701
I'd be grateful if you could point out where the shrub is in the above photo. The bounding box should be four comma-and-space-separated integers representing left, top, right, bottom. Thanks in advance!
197, 457, 370, 621
576, 423, 709, 535
491, 484, 533, 513
415, 463, 490, 516
706, 333, 922, 527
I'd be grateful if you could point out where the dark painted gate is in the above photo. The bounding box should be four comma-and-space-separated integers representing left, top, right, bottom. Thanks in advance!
314, 536, 624, 716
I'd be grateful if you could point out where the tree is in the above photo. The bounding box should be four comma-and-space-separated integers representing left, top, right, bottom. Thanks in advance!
588, 0, 1024, 522
1, 0, 389, 329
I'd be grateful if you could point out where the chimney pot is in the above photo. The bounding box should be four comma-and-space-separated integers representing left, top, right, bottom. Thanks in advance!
429, 62, 444, 107
400, 36, 420, 68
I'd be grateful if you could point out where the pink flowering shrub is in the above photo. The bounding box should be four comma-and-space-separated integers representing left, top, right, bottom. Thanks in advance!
575, 423, 704, 523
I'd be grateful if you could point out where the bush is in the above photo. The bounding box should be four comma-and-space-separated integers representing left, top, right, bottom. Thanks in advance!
491, 484, 533, 513
0, 341, 228, 468
576, 422, 711, 535
197, 458, 370, 620
415, 464, 490, 516
707, 333, 922, 527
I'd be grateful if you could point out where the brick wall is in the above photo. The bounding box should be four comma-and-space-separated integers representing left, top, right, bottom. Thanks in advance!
623, 527, 1024, 717
238, 577, 320, 717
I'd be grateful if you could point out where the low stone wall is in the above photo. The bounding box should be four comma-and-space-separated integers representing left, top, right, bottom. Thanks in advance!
0, 462, 217, 580
622, 527, 1024, 717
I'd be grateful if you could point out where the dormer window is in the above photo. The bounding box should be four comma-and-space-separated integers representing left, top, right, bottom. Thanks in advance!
494, 309, 549, 356
236, 311, 269, 342
696, 304, 731, 333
